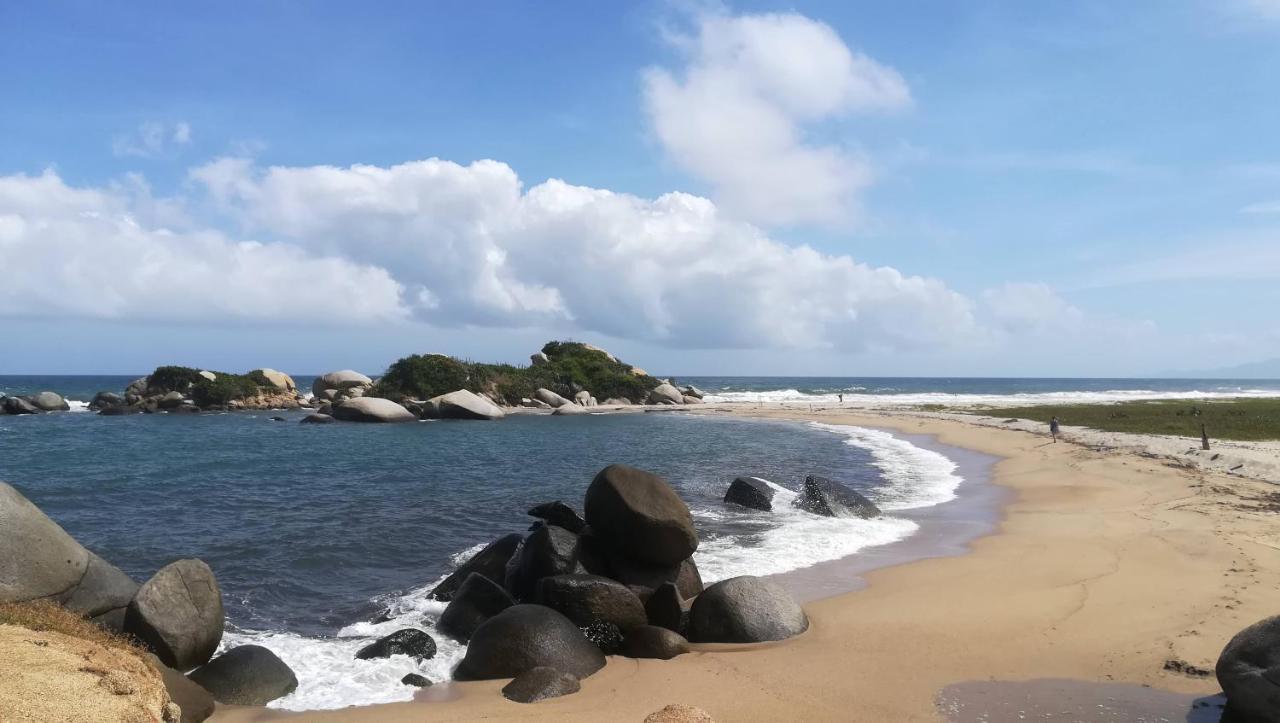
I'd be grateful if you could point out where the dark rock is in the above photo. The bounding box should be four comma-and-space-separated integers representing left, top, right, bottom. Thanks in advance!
3, 396, 39, 414
644, 582, 688, 634
299, 413, 334, 424
99, 405, 139, 416
505, 525, 584, 601
528, 501, 586, 534
269, 416, 286, 422
124, 559, 225, 670
28, 391, 70, 411
793, 475, 881, 518
187, 645, 298, 705
429, 533, 522, 602
581, 621, 624, 654
355, 628, 436, 661
688, 575, 808, 644
534, 574, 646, 630
62, 551, 138, 632
149, 654, 215, 723
584, 465, 698, 567
453, 604, 606, 681
609, 555, 703, 601
157, 391, 187, 410
1216, 615, 1280, 721
438, 573, 514, 642
501, 666, 581, 704
622, 625, 691, 660
401, 673, 432, 687
724, 476, 775, 511
316, 402, 333, 416
89, 391, 125, 410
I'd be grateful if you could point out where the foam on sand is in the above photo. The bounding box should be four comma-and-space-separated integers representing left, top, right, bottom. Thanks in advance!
809, 423, 964, 510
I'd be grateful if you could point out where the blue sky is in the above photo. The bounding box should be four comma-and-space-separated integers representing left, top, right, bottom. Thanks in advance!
2, 0, 1279, 375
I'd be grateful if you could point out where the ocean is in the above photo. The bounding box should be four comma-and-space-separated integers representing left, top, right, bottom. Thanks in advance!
2, 374, 1278, 710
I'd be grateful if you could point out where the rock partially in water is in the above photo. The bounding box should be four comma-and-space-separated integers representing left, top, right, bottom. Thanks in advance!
505, 524, 584, 601
584, 464, 698, 567
124, 559, 225, 670
299, 413, 334, 424
429, 533, 523, 602
187, 645, 298, 705
724, 476, 775, 511
687, 576, 808, 644
401, 673, 432, 687
90, 391, 125, 410
28, 391, 70, 411
354, 628, 436, 661
3, 396, 39, 414
501, 666, 581, 704
438, 573, 515, 642
332, 397, 416, 423
453, 604, 606, 681
793, 475, 881, 519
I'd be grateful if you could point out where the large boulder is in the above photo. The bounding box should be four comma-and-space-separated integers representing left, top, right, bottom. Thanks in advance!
311, 370, 373, 398
608, 555, 703, 600
124, 559, 225, 670
126, 377, 150, 397
157, 391, 187, 410
3, 396, 39, 414
584, 464, 698, 567
63, 551, 140, 632
505, 524, 584, 601
681, 386, 706, 399
253, 368, 296, 392
574, 391, 597, 407
187, 645, 298, 705
646, 383, 684, 405
331, 397, 416, 423
534, 574, 647, 631
501, 666, 581, 703
724, 476, 775, 511
355, 628, 436, 661
644, 582, 688, 634
28, 391, 70, 411
528, 501, 586, 534
453, 604, 606, 681
534, 388, 571, 408
299, 413, 335, 424
1216, 615, 1280, 721
687, 576, 808, 644
622, 625, 691, 660
150, 654, 216, 723
552, 403, 588, 416
431, 389, 505, 420
429, 533, 522, 601
90, 391, 125, 410
793, 475, 881, 519
438, 573, 515, 642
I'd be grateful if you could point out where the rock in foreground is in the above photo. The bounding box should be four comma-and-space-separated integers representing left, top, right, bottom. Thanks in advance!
428, 533, 522, 602
645, 704, 716, 722
687, 576, 808, 644
355, 628, 436, 661
501, 666, 581, 704
124, 559, 225, 670
534, 574, 647, 630
793, 475, 881, 519
331, 397, 416, 423
622, 625, 691, 660
724, 477, 775, 511
187, 645, 298, 705
438, 573, 514, 642
453, 604, 606, 681
1216, 614, 1280, 721
584, 464, 698, 567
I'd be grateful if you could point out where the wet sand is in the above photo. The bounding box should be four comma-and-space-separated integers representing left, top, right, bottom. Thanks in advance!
215, 407, 1280, 722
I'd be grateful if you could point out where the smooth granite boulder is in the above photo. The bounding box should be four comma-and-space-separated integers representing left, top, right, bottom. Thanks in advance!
534, 388, 571, 408
3, 396, 39, 414
187, 645, 298, 705
608, 554, 704, 601
0, 482, 90, 603
1217, 615, 1280, 721
331, 397, 416, 423
501, 666, 581, 704
431, 389, 506, 420
454, 604, 606, 681
724, 476, 775, 511
622, 625, 691, 660
28, 391, 70, 411
506, 525, 584, 601
646, 383, 683, 405
149, 654, 216, 723
438, 573, 515, 642
573, 391, 597, 407
90, 391, 125, 410
534, 574, 647, 630
63, 551, 139, 632
793, 475, 881, 519
253, 368, 296, 391
311, 370, 373, 398
528, 501, 586, 534
124, 559, 225, 670
299, 413, 335, 424
644, 582, 688, 634
687, 576, 808, 644
682, 395, 703, 405
584, 464, 698, 567
355, 628, 436, 661
681, 386, 706, 399
429, 533, 523, 602
551, 403, 588, 416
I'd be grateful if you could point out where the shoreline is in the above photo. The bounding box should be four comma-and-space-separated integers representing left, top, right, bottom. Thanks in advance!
215, 405, 1278, 721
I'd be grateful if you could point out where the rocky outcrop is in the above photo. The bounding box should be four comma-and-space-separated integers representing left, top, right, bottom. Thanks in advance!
253, 369, 296, 392
528, 501, 586, 534
28, 391, 70, 411
90, 392, 125, 410
438, 573, 514, 642
431, 389, 506, 420
687, 576, 808, 643
534, 388, 572, 408
584, 465, 698, 567
2, 396, 39, 414
311, 370, 373, 400
574, 391, 598, 407
1216, 615, 1280, 720
124, 559, 225, 670
453, 604, 606, 681
501, 666, 581, 703
646, 383, 684, 405
793, 475, 881, 519
534, 574, 647, 630
331, 397, 416, 423
187, 645, 298, 705
622, 625, 691, 660
429, 533, 523, 602
355, 629, 437, 661
505, 524, 585, 601
724, 476, 775, 511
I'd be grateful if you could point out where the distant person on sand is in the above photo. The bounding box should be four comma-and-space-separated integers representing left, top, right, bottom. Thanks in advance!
838, 393, 844, 404
1049, 416, 1061, 443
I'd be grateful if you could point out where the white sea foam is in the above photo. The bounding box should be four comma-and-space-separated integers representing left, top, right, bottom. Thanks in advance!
809, 423, 964, 510
67, 400, 90, 412
702, 387, 1280, 407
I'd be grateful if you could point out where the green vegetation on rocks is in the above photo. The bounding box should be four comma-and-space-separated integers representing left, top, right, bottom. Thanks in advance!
973, 398, 1280, 441
144, 366, 272, 407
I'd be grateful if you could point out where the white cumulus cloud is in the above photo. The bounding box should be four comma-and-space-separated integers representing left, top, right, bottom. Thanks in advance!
643, 9, 911, 227
112, 121, 194, 159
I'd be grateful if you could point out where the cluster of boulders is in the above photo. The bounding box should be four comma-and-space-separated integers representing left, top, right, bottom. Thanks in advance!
1, 481, 298, 720
87, 368, 305, 416
646, 383, 707, 406
374, 463, 814, 704
0, 390, 71, 414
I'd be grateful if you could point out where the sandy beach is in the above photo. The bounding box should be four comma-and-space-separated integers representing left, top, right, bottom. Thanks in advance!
209, 405, 1280, 722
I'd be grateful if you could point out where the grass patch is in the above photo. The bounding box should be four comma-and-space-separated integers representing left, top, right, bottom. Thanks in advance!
974, 398, 1280, 441
0, 600, 153, 665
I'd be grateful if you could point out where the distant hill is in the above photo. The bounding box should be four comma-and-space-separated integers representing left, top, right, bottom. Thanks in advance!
1160, 358, 1280, 379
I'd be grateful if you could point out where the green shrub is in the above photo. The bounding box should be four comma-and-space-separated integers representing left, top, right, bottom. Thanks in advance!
190, 373, 263, 407
372, 354, 473, 401
147, 366, 204, 393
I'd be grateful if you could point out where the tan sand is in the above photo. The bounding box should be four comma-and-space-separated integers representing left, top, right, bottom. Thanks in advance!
215, 408, 1280, 722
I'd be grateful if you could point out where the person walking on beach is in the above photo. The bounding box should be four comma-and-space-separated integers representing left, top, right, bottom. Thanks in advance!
838, 393, 844, 404
1049, 416, 1061, 443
